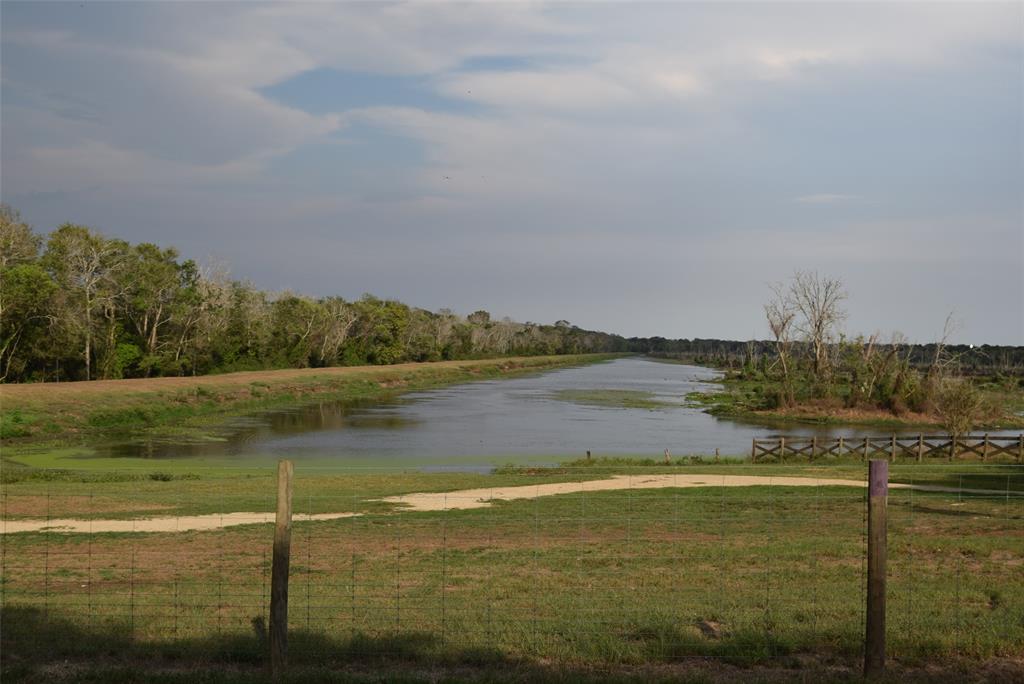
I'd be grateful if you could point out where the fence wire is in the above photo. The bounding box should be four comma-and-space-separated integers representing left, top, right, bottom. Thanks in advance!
1, 463, 1022, 669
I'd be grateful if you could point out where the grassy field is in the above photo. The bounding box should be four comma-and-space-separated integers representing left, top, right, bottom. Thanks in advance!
0, 354, 622, 446
2, 460, 1023, 683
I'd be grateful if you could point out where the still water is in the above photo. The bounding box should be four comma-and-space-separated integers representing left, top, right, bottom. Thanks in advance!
101, 357, 993, 468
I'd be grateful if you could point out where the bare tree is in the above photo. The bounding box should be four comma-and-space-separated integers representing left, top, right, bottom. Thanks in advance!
765, 282, 797, 407
787, 270, 847, 390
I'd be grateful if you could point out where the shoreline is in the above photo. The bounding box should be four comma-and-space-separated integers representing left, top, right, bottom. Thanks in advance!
0, 354, 623, 448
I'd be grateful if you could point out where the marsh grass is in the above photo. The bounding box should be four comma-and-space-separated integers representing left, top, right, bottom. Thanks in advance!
550, 389, 683, 410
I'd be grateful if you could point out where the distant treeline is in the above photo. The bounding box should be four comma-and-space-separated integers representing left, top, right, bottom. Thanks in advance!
0, 206, 627, 383
3, 206, 1020, 386
631, 338, 1024, 377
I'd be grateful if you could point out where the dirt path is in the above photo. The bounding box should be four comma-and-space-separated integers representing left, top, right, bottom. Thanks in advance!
2, 474, 1015, 534
1, 511, 360, 534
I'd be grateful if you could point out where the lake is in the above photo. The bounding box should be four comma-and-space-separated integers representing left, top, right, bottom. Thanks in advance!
98, 357, 1010, 468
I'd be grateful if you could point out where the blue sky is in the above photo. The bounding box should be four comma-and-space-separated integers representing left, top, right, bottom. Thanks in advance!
2, 1, 1021, 343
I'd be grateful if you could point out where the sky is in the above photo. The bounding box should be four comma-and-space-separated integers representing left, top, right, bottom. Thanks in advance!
2, 1, 1022, 344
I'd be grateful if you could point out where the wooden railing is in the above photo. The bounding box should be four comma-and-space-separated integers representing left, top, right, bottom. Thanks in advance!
750, 433, 1024, 463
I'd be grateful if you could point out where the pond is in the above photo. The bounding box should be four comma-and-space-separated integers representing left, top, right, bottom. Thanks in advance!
97, 357, 1014, 469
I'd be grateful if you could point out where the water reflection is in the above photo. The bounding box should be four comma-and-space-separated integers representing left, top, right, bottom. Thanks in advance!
93, 357, 1019, 466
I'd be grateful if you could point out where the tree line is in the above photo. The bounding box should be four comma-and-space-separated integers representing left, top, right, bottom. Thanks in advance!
0, 206, 628, 383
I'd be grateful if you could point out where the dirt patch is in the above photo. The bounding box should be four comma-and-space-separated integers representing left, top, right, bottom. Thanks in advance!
4, 474, 1016, 535
2, 511, 359, 534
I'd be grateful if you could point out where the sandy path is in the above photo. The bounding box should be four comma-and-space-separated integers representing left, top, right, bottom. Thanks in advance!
3, 474, 1015, 534
1, 511, 360, 534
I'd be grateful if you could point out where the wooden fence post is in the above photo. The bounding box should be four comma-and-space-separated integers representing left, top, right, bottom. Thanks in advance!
890, 434, 896, 463
751, 439, 757, 462
811, 436, 818, 461
865, 459, 888, 678
779, 436, 786, 463
917, 434, 924, 463
838, 436, 845, 459
863, 437, 869, 462
270, 459, 294, 676
982, 433, 989, 462
1019, 434, 1023, 464
949, 436, 956, 462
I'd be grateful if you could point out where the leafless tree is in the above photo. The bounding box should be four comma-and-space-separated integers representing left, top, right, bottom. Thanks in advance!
765, 282, 797, 407
788, 270, 847, 388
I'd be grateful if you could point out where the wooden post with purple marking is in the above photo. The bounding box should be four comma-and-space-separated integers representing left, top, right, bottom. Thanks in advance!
865, 459, 888, 678
270, 459, 294, 676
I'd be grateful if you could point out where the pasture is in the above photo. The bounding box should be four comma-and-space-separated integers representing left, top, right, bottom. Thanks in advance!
2, 461, 1022, 683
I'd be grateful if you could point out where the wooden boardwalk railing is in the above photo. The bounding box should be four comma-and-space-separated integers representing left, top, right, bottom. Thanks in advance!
751, 433, 1024, 463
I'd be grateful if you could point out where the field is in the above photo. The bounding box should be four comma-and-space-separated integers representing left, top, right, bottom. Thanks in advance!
2, 460, 1023, 683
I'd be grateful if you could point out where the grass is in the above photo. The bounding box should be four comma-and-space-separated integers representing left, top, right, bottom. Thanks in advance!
0, 354, 622, 447
685, 374, 1024, 430
550, 389, 682, 410
2, 460, 1023, 682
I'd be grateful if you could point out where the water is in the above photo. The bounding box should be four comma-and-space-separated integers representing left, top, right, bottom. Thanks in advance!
97, 357, 1016, 468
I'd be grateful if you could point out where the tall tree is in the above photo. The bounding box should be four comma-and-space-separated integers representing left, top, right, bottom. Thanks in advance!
42, 224, 126, 380
788, 270, 846, 390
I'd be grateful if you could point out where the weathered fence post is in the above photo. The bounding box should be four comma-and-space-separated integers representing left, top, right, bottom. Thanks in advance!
838, 436, 845, 458
917, 434, 924, 462
751, 438, 757, 462
863, 437, 869, 461
811, 436, 818, 460
890, 434, 896, 462
270, 459, 294, 676
983, 433, 990, 462
865, 459, 888, 678
779, 436, 786, 463
949, 436, 956, 462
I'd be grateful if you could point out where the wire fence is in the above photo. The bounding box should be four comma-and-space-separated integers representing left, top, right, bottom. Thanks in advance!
1, 463, 1022, 673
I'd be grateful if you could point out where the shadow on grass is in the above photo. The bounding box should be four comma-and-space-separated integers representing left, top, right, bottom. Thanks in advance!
0, 605, 505, 667
890, 465, 1024, 494
1, 605, 1018, 683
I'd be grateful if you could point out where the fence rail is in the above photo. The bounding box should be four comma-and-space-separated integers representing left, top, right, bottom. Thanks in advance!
751, 433, 1024, 463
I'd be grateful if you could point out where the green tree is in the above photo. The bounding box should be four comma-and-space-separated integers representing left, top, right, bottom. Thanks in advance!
0, 205, 41, 270
0, 264, 56, 381
42, 225, 127, 380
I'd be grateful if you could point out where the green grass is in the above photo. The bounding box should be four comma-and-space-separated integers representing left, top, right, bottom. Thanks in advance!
2, 464, 1022, 682
551, 389, 682, 410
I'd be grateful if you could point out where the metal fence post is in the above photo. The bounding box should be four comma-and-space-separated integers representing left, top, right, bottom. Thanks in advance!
270, 459, 294, 676
865, 459, 888, 678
